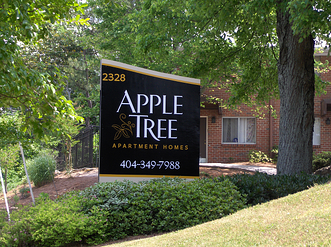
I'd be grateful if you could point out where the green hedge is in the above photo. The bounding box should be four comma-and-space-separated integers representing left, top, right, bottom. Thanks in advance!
217, 172, 331, 205
77, 177, 246, 237
0, 177, 246, 246
2, 173, 329, 246
313, 151, 331, 172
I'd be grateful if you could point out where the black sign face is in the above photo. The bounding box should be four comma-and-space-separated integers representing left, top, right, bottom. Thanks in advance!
99, 60, 200, 182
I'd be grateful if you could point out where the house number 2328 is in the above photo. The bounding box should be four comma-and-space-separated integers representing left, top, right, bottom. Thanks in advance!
102, 73, 126, 82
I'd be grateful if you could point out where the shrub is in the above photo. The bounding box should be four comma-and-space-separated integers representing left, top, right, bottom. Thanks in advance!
27, 152, 56, 187
75, 177, 246, 240
1, 173, 329, 247
312, 151, 331, 172
217, 172, 331, 206
0, 196, 109, 246
19, 186, 30, 198
0, 178, 246, 246
248, 150, 272, 163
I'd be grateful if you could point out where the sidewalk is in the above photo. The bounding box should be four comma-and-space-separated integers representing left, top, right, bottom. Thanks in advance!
200, 163, 277, 175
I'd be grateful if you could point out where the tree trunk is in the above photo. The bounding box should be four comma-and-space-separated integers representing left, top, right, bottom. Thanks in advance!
85, 91, 93, 127
276, 3, 315, 175
84, 49, 92, 127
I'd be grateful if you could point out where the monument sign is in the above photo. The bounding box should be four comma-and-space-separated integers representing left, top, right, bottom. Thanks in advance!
99, 59, 200, 182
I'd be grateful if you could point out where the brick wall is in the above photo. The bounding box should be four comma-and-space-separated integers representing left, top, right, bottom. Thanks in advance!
201, 53, 331, 163
314, 55, 331, 154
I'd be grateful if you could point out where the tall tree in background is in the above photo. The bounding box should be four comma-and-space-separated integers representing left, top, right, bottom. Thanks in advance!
22, 23, 101, 127
0, 0, 87, 137
20, 21, 101, 169
89, 0, 331, 174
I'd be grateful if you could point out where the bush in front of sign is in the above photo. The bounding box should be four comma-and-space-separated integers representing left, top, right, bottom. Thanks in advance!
77, 177, 246, 240
144, 178, 246, 232
0, 178, 245, 246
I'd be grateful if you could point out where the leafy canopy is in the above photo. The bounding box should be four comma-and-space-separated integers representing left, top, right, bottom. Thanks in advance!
89, 0, 331, 106
0, 0, 88, 137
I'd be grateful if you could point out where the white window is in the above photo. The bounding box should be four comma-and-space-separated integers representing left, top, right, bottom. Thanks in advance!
222, 117, 256, 144
313, 118, 321, 145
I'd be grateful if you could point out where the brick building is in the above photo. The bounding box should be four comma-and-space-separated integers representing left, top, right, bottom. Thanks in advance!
200, 50, 331, 163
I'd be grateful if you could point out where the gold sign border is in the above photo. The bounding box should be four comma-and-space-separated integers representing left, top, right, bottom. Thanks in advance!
101, 59, 200, 86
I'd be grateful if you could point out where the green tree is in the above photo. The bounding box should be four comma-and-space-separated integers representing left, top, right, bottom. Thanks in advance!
89, 0, 331, 175
0, 144, 20, 193
56, 116, 82, 172
0, 0, 87, 138
0, 111, 25, 147
21, 22, 101, 127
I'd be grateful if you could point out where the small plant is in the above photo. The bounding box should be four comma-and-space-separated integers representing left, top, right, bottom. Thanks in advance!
271, 145, 278, 163
36, 192, 50, 204
249, 150, 272, 163
27, 152, 56, 187
19, 186, 30, 199
13, 195, 20, 205
12, 190, 20, 205
200, 171, 212, 178
313, 151, 331, 172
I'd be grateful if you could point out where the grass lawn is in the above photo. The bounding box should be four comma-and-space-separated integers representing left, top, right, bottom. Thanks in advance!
107, 182, 331, 247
